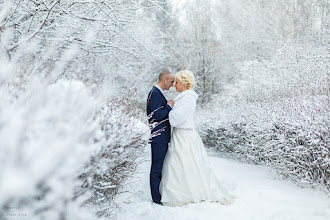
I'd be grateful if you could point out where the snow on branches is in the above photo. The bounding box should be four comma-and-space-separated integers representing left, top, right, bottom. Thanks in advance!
197, 39, 330, 191
0, 80, 150, 219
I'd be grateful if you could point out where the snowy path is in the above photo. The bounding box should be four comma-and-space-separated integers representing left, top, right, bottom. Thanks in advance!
114, 147, 330, 220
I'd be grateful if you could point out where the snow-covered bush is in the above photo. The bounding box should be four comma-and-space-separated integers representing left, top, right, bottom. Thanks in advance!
198, 39, 330, 191
200, 96, 329, 190
0, 80, 150, 219
0, 80, 97, 219
0, 1, 154, 219
78, 87, 150, 218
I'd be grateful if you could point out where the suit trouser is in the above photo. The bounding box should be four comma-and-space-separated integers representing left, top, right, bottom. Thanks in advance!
150, 142, 168, 204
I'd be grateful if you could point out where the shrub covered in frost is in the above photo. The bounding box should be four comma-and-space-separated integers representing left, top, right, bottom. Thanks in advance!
0, 81, 150, 219
77, 87, 150, 218
0, 80, 97, 219
198, 40, 330, 191
200, 95, 329, 191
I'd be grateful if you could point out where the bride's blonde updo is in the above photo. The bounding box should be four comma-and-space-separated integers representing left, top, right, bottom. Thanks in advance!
176, 70, 195, 90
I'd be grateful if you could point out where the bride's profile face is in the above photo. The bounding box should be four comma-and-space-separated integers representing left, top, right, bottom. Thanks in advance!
175, 78, 185, 93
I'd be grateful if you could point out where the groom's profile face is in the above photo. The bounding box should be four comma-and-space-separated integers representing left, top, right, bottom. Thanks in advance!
164, 75, 175, 90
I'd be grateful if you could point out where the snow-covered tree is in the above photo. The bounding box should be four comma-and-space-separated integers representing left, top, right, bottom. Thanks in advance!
0, 0, 148, 91
174, 0, 222, 104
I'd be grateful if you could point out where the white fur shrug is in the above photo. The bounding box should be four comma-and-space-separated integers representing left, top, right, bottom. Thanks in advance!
169, 90, 198, 129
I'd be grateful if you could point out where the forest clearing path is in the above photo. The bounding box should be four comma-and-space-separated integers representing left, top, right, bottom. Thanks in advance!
114, 147, 330, 220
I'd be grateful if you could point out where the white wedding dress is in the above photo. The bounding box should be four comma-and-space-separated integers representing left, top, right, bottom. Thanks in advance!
159, 90, 233, 206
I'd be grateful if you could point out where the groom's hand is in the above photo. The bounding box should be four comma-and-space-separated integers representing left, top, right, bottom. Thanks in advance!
167, 100, 174, 107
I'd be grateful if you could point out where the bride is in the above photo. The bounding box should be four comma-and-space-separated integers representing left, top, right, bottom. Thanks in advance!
159, 70, 233, 206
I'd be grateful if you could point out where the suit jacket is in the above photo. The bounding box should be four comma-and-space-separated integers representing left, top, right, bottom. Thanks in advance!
147, 86, 172, 143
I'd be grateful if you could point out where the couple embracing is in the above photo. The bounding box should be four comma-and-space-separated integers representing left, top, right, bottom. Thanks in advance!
147, 70, 233, 207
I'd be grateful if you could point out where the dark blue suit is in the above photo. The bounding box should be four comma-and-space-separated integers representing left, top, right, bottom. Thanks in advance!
146, 86, 172, 204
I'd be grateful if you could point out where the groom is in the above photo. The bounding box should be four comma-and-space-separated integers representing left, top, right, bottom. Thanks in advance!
147, 70, 175, 205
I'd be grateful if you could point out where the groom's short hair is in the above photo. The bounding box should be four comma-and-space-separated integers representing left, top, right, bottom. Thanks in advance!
159, 70, 172, 82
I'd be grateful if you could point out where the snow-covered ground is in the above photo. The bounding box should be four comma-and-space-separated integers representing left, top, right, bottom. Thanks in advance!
114, 147, 330, 220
